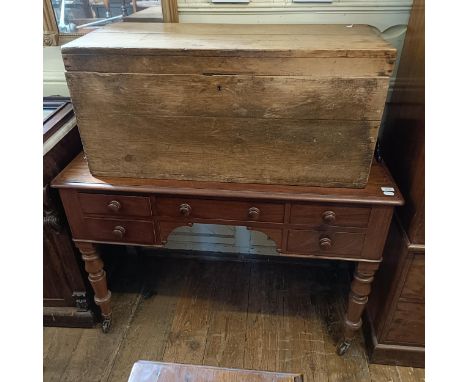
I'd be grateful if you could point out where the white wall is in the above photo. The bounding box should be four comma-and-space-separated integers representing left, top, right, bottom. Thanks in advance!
43, 0, 413, 255
179, 0, 411, 31
44, 46, 69, 97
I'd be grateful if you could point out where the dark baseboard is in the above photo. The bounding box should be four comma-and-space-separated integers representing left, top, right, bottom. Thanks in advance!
43, 307, 95, 328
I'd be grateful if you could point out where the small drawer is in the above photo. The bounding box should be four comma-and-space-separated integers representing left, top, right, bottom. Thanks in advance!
78, 193, 151, 217
400, 254, 425, 302
83, 218, 155, 244
290, 203, 370, 228
286, 229, 365, 257
155, 197, 284, 223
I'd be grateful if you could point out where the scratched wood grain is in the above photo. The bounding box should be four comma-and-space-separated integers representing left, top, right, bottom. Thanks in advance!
106, 259, 191, 381
71, 114, 380, 187
162, 261, 220, 364
62, 23, 397, 59
244, 263, 283, 372
63, 55, 394, 77
67, 73, 389, 121
63, 23, 394, 187
202, 262, 251, 369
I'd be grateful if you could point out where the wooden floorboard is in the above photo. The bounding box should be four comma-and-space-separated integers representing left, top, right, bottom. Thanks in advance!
396, 366, 426, 382
203, 261, 251, 369
43, 327, 84, 382
43, 254, 425, 382
59, 292, 140, 382
315, 265, 372, 382
412, 367, 425, 381
369, 364, 402, 382
244, 263, 284, 373
279, 265, 328, 382
162, 260, 219, 365
106, 258, 190, 381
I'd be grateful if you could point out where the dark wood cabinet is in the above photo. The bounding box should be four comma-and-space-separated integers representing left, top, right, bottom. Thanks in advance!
364, 0, 425, 367
365, 220, 424, 366
43, 97, 94, 327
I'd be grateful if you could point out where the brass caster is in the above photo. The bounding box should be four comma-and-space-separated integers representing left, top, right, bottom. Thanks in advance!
336, 340, 351, 356
101, 318, 112, 333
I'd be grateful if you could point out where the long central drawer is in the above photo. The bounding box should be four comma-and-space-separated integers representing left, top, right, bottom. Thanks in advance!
155, 197, 285, 223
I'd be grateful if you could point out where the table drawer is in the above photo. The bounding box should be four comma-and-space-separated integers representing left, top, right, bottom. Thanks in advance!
155, 197, 284, 223
83, 218, 155, 244
286, 229, 365, 257
78, 193, 151, 217
290, 203, 371, 228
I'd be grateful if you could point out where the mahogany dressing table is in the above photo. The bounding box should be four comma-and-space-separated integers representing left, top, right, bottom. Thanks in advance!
51, 153, 403, 355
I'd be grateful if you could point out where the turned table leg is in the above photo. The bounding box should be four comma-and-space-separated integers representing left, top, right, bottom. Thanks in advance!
336, 261, 380, 355
76, 242, 112, 333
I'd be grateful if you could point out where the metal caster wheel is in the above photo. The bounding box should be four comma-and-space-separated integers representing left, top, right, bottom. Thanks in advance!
101, 318, 112, 333
141, 287, 156, 300
336, 340, 351, 356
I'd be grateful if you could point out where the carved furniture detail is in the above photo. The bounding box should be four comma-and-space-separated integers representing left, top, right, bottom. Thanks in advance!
43, 98, 94, 327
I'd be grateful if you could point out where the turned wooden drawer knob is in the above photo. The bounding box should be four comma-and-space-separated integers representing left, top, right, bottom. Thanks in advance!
179, 203, 192, 217
248, 207, 260, 220
107, 200, 121, 213
322, 210, 336, 224
112, 225, 126, 239
319, 236, 333, 250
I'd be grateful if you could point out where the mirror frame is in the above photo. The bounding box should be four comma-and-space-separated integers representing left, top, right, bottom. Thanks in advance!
43, 0, 179, 46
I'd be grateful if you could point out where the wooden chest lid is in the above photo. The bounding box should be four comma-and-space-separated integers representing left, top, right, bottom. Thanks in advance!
61, 23, 396, 59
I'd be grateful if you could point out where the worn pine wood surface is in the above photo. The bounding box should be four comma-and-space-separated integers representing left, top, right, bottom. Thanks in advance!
67, 74, 388, 121
62, 25, 395, 76
63, 55, 394, 77
63, 23, 394, 187
70, 115, 380, 186
65, 72, 387, 186
43, 254, 424, 382
62, 23, 396, 58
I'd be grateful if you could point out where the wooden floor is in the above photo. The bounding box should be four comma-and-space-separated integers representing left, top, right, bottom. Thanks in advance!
44, 250, 425, 382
